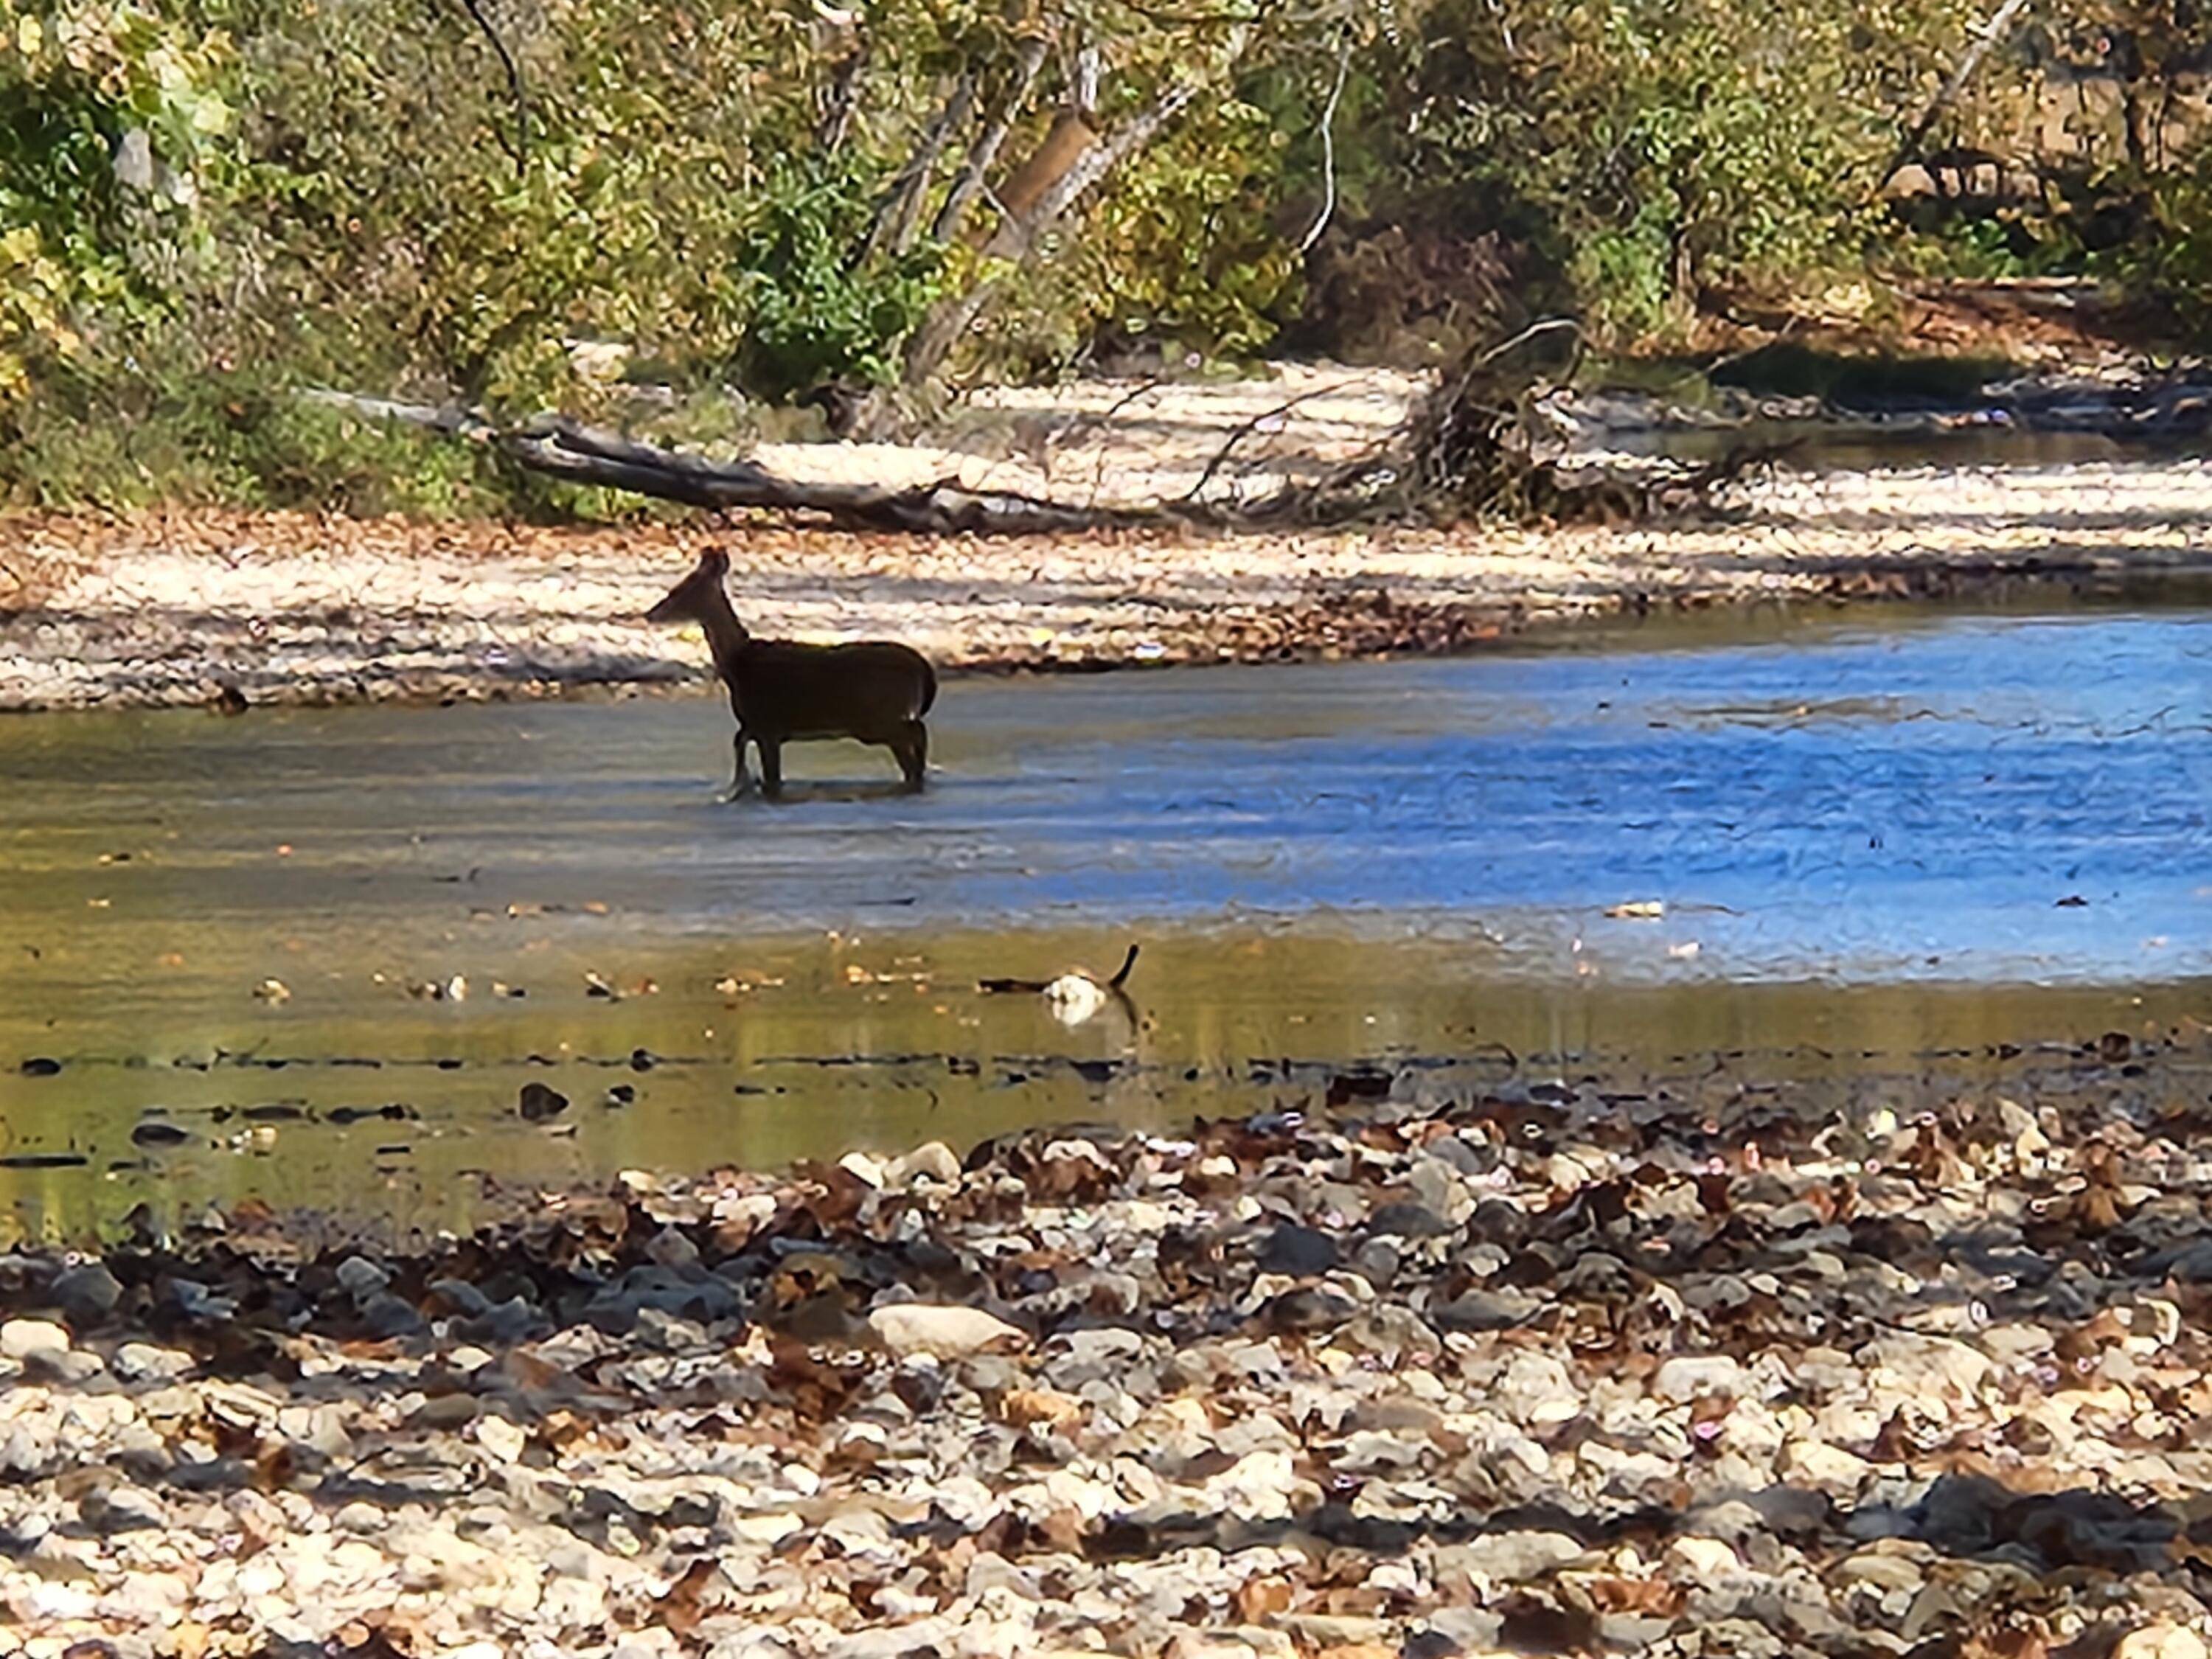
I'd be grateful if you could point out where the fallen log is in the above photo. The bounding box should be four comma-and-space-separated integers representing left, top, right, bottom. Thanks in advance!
300, 390, 1161, 536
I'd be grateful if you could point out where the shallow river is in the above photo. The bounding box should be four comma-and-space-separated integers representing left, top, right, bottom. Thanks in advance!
4, 597, 2212, 1238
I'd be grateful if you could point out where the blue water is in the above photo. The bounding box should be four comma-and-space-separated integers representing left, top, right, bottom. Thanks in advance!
4, 602, 2211, 987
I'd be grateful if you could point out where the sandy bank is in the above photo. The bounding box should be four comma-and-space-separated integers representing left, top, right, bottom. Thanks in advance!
6, 453, 2212, 712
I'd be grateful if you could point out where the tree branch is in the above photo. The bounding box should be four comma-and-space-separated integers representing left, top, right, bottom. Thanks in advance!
906, 27, 1252, 386
451, 0, 528, 177
816, 37, 869, 155
1886, 0, 2035, 181
1184, 381, 1351, 504
299, 390, 1164, 535
932, 35, 1050, 245
893, 77, 978, 255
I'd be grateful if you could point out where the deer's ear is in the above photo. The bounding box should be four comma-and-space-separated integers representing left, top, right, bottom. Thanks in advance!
701, 548, 731, 577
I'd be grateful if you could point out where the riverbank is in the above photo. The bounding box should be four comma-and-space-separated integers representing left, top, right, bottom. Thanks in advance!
1, 1065, 2208, 1658
7, 448, 2212, 711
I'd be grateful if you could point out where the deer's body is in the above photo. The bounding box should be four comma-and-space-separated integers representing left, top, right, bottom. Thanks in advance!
646, 549, 936, 799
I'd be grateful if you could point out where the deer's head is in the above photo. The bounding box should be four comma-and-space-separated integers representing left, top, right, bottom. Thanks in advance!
645, 548, 732, 625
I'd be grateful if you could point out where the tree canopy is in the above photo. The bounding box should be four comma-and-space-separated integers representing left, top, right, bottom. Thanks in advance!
3, 0, 2207, 507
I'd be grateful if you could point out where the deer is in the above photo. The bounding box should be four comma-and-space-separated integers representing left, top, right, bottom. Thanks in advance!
644, 548, 936, 799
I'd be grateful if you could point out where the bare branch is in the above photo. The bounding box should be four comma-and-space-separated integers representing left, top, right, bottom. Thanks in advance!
1184, 380, 1352, 504
860, 75, 978, 265
1298, 27, 1353, 254
816, 35, 869, 154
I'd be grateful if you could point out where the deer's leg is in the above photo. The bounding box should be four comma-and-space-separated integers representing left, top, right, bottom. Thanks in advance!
758, 739, 785, 801
896, 720, 928, 792
721, 729, 756, 801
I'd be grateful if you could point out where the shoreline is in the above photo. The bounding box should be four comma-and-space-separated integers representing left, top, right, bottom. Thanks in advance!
6, 451, 2212, 712
1, 1069, 2207, 1655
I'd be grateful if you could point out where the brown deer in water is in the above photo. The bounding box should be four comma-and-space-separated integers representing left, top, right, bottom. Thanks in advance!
644, 548, 936, 799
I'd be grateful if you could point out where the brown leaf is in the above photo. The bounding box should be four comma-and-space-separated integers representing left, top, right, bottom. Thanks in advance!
1579, 1576, 1686, 1618
657, 1557, 721, 1637
1234, 1576, 1294, 1621
253, 1438, 297, 1494
1001, 1387, 1084, 1434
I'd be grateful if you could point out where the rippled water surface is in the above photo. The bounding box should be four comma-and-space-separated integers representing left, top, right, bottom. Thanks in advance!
4, 598, 2211, 1235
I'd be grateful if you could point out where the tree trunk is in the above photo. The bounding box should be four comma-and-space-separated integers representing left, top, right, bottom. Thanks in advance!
1886, 0, 2035, 181
903, 60, 1225, 389
860, 74, 978, 264
992, 109, 1100, 229
932, 35, 1050, 245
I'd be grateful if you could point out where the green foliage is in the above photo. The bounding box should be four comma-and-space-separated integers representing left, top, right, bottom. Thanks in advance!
5, 0, 2211, 513
1349, 0, 1982, 344
733, 155, 947, 403
2, 327, 502, 513
1074, 98, 1301, 362
189, 0, 793, 411
0, 2, 232, 399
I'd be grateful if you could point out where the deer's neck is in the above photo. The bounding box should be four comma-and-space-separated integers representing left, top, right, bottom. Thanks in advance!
698, 588, 752, 681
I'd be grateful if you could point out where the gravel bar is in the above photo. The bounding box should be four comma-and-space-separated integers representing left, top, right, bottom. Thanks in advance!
8, 454, 2212, 712
4, 1064, 2212, 1657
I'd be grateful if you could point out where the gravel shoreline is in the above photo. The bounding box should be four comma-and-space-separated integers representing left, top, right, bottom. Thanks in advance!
5, 1068, 2212, 1658
7, 452, 2212, 712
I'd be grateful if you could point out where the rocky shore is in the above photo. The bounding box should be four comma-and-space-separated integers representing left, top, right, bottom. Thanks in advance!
5, 1068, 2212, 1658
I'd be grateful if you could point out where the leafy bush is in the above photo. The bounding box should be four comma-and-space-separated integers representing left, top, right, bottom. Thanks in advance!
0, 3, 232, 400
732, 154, 947, 403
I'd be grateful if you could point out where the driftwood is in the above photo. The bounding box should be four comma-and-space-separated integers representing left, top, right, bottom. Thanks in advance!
1386, 321, 1794, 525
978, 943, 1140, 996
305, 327, 1786, 536
302, 391, 1155, 535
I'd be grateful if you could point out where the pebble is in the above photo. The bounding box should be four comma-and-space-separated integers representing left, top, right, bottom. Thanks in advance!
1259, 1225, 1339, 1276
109, 1343, 192, 1382
1652, 1354, 1747, 1402
2115, 1627, 2212, 1659
335, 1255, 391, 1297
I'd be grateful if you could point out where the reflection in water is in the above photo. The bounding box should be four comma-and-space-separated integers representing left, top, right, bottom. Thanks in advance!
2, 598, 2211, 1235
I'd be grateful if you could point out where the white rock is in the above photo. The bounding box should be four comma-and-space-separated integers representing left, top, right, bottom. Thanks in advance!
888, 1141, 962, 1189
827, 1616, 958, 1659
1652, 1354, 1747, 1402
838, 1151, 888, 1189
1434, 1531, 1583, 1584
731, 1513, 804, 1546
869, 1304, 1025, 1360
2114, 1627, 2211, 1659
0, 1320, 69, 1362
1043, 973, 1107, 1026
112, 1342, 193, 1382
1783, 1439, 1874, 1492
1667, 1536, 1741, 1581
475, 1416, 528, 1464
